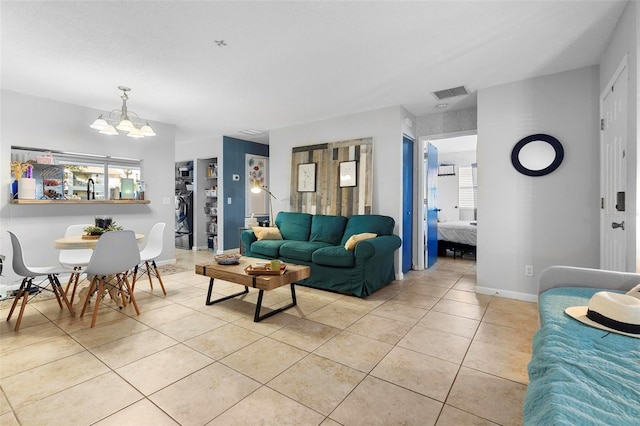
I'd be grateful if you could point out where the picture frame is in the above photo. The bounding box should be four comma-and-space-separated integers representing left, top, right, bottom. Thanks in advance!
246, 154, 269, 215
298, 163, 316, 192
339, 160, 357, 187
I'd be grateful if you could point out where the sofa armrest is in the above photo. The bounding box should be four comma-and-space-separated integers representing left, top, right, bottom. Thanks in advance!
354, 235, 402, 259
241, 229, 257, 248
538, 266, 640, 295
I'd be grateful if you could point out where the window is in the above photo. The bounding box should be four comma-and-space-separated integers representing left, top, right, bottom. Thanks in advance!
458, 164, 477, 220
11, 146, 141, 200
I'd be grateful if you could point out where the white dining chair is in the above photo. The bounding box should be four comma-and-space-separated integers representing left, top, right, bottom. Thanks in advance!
131, 222, 167, 296
59, 224, 93, 304
6, 231, 75, 331
80, 230, 141, 328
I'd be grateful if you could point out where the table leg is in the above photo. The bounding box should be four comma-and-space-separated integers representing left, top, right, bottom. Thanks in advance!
253, 283, 297, 322
206, 277, 249, 306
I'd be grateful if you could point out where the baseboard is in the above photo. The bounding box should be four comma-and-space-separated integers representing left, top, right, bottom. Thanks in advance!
475, 286, 538, 303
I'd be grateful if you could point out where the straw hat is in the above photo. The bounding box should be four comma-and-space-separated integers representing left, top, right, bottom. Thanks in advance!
627, 283, 640, 300
565, 291, 640, 339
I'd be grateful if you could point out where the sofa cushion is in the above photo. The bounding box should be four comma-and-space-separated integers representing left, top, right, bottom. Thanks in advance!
341, 215, 395, 245
344, 232, 377, 250
250, 240, 288, 258
252, 227, 282, 240
312, 246, 355, 268
310, 214, 348, 245
280, 241, 330, 262
275, 212, 312, 241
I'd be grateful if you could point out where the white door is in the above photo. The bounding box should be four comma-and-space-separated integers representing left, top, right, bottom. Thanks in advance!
600, 63, 628, 271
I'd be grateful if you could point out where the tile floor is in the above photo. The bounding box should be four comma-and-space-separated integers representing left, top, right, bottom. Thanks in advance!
0, 250, 537, 425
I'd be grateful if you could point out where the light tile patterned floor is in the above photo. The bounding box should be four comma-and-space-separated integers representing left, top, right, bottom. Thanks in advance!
0, 250, 536, 425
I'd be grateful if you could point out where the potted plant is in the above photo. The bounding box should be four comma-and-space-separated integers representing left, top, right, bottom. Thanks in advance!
82, 222, 124, 239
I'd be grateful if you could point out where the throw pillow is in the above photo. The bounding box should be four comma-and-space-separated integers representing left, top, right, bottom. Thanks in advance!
253, 227, 283, 241
344, 232, 377, 250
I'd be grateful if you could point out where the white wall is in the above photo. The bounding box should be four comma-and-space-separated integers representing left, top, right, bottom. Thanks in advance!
176, 137, 223, 163
438, 150, 476, 166
269, 106, 406, 277
1, 90, 177, 287
598, 0, 638, 271
417, 107, 477, 138
477, 66, 601, 301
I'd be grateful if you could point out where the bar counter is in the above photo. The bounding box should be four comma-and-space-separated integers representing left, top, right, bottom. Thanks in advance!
10, 199, 150, 205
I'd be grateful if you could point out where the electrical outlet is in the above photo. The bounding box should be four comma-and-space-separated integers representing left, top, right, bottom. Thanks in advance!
227, 197, 232, 204
524, 265, 534, 277
162, 197, 171, 204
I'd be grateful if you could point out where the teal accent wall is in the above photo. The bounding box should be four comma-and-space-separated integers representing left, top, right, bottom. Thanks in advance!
223, 136, 269, 249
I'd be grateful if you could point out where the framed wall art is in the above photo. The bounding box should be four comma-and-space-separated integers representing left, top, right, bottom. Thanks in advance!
298, 163, 316, 192
246, 154, 269, 216
290, 137, 373, 216
339, 160, 357, 187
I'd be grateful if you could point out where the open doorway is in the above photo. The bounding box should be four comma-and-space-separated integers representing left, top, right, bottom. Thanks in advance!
419, 134, 477, 268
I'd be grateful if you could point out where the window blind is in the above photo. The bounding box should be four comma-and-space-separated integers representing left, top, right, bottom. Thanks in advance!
458, 164, 477, 212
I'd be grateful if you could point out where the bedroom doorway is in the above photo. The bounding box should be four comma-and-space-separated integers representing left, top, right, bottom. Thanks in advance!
420, 133, 477, 267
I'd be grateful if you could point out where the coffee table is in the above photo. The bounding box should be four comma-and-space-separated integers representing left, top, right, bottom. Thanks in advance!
195, 256, 311, 322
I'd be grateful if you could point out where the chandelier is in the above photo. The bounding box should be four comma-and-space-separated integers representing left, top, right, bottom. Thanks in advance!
89, 86, 156, 138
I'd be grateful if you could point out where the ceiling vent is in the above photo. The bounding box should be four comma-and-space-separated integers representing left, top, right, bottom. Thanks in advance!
432, 86, 468, 100
239, 129, 264, 135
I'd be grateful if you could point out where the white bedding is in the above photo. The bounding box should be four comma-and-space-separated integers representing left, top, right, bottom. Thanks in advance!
437, 221, 477, 246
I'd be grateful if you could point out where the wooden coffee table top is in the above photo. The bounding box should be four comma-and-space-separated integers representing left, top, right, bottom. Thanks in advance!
195, 256, 310, 291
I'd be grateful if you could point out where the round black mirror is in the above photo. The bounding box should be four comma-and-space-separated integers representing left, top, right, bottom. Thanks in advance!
511, 134, 564, 176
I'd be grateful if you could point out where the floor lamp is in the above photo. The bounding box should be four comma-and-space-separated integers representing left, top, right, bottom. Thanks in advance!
251, 180, 276, 226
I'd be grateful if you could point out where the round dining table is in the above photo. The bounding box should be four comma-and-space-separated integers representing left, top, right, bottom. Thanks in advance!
54, 233, 145, 249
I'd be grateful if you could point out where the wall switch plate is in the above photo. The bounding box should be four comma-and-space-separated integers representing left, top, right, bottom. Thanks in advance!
227, 197, 232, 204
232, 174, 240, 181
163, 197, 171, 204
524, 265, 534, 277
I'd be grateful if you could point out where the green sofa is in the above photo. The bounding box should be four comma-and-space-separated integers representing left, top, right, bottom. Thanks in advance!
241, 212, 402, 297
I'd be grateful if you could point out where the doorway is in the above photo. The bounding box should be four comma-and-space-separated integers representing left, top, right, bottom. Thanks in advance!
175, 161, 193, 249
402, 136, 414, 273
419, 133, 477, 268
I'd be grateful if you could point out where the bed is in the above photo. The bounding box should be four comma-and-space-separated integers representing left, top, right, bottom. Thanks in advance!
524, 266, 640, 425
437, 220, 476, 258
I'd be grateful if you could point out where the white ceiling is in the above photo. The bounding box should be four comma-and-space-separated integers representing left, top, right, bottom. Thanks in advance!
1, 1, 627, 144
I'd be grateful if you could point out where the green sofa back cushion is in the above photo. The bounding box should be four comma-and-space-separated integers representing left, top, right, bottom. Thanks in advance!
310, 214, 348, 245
275, 212, 312, 241
340, 215, 395, 245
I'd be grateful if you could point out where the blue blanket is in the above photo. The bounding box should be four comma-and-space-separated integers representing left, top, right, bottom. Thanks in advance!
524, 287, 640, 426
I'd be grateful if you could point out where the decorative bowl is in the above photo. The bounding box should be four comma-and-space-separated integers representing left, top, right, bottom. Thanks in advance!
214, 254, 241, 265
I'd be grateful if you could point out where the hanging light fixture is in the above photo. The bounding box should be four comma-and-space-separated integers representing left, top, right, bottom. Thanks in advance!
90, 86, 156, 138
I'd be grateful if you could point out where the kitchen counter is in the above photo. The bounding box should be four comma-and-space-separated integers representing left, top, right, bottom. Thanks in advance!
10, 199, 150, 204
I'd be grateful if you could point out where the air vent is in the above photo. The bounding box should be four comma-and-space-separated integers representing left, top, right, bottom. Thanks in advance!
432, 86, 468, 100
239, 129, 264, 135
